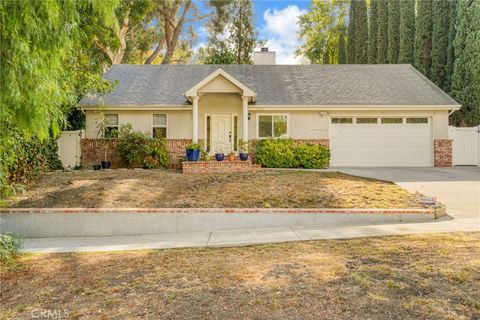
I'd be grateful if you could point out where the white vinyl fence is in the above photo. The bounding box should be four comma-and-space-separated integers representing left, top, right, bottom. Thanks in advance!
449, 126, 480, 166
56, 130, 84, 169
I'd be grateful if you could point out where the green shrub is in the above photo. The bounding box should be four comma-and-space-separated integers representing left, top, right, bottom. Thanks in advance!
253, 139, 330, 169
185, 143, 202, 150
1, 124, 63, 200
117, 124, 149, 168
295, 143, 330, 169
0, 233, 21, 269
144, 138, 170, 169
254, 139, 298, 168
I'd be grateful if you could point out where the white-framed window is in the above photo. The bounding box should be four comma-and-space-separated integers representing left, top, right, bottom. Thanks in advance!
257, 114, 288, 138
381, 117, 403, 124
104, 114, 119, 138
152, 114, 167, 138
406, 117, 428, 124
331, 117, 353, 124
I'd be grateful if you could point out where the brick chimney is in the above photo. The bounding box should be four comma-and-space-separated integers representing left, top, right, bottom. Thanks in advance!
254, 47, 276, 65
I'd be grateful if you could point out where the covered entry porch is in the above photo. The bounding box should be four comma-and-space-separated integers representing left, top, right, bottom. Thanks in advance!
185, 68, 255, 155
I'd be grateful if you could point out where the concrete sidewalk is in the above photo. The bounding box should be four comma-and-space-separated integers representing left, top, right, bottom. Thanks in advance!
22, 216, 479, 253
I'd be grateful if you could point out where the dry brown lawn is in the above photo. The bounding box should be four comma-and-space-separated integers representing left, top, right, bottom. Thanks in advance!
8, 170, 425, 208
1, 233, 479, 319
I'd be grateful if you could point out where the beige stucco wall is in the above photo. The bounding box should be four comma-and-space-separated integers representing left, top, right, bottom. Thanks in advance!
84, 106, 449, 141
85, 110, 192, 139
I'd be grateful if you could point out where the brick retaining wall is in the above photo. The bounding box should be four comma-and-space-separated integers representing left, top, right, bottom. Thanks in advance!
182, 160, 261, 174
434, 139, 453, 167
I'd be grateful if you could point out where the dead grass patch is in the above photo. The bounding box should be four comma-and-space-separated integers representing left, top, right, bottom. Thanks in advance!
8, 170, 425, 209
1, 233, 479, 319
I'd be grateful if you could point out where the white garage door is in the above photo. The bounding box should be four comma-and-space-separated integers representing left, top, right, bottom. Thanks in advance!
330, 116, 432, 167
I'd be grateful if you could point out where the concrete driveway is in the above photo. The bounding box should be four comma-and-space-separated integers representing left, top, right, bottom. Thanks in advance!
337, 167, 480, 220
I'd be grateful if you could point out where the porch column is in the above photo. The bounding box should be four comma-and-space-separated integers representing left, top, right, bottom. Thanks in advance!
192, 96, 199, 143
242, 96, 249, 149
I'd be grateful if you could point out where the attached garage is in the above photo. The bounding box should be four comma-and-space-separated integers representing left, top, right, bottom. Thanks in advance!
330, 116, 432, 167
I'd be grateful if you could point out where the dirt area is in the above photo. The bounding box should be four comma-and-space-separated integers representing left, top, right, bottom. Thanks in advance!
7, 170, 425, 208
1, 233, 479, 319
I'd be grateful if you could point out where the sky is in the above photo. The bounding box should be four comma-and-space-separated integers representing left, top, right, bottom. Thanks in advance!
195, 0, 311, 64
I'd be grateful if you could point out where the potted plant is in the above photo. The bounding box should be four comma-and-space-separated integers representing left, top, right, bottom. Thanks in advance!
238, 139, 249, 161
227, 152, 235, 161
185, 142, 201, 161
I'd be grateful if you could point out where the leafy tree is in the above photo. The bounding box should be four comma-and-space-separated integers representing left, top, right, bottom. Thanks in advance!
414, 0, 433, 77
199, 0, 236, 64
445, 0, 458, 93
0, 0, 117, 196
145, 0, 202, 64
451, 0, 480, 126
387, 0, 400, 63
94, 0, 152, 64
354, 0, 369, 64
431, 0, 451, 90
368, 0, 378, 64
376, 0, 388, 63
338, 28, 347, 64
398, 0, 415, 64
297, 0, 346, 64
347, 0, 356, 63
229, 0, 258, 64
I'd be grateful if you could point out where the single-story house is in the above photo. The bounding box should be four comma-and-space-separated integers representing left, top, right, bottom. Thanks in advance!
79, 50, 459, 167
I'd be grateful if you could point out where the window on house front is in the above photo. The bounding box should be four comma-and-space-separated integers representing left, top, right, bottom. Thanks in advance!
152, 114, 167, 138
381, 117, 403, 124
331, 117, 353, 124
206, 116, 211, 152
406, 117, 428, 124
356, 118, 378, 124
233, 115, 238, 151
258, 115, 288, 138
104, 114, 119, 138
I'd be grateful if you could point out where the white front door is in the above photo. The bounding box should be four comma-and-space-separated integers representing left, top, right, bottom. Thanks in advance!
211, 114, 232, 154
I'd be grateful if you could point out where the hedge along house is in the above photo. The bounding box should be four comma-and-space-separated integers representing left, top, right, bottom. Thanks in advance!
79, 50, 460, 168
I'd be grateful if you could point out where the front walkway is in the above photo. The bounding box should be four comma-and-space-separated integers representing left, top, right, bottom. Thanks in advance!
22, 167, 479, 253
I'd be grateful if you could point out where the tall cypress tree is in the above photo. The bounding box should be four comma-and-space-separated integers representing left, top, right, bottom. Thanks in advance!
445, 0, 458, 93
398, 0, 415, 64
354, 0, 369, 63
347, 0, 356, 63
431, 0, 451, 90
414, 0, 433, 77
368, 0, 378, 64
376, 0, 388, 63
387, 0, 400, 63
338, 29, 347, 64
451, 0, 480, 126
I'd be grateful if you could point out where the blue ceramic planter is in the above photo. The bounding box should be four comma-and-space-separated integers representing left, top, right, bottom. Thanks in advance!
215, 153, 224, 161
186, 149, 200, 161
239, 153, 249, 161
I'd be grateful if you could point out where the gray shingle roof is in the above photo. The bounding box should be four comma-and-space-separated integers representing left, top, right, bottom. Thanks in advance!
79, 64, 459, 107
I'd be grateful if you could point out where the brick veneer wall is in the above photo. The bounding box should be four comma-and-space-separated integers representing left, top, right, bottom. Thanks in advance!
81, 138, 192, 169
434, 139, 453, 167
81, 139, 122, 169
182, 160, 261, 174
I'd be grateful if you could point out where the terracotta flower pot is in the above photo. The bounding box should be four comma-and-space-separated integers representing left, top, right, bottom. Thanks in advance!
228, 153, 235, 161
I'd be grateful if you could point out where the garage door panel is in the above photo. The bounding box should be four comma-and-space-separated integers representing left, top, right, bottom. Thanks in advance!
330, 117, 432, 167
